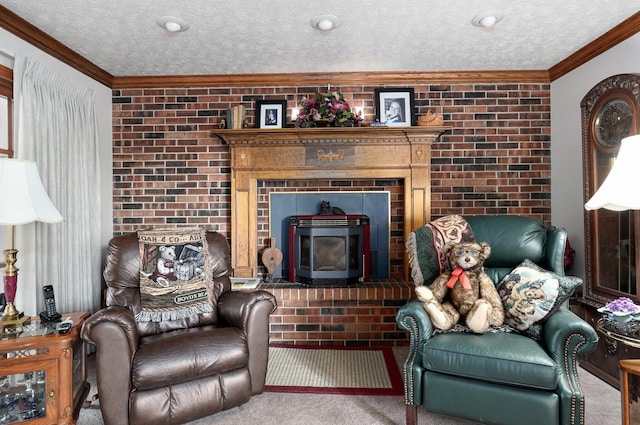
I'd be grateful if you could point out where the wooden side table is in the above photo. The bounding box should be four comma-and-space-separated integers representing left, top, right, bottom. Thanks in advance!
620, 359, 640, 425
597, 318, 640, 425
0, 312, 90, 425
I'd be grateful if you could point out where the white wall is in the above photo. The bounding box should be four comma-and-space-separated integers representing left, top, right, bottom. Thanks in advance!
0, 28, 113, 311
551, 33, 640, 281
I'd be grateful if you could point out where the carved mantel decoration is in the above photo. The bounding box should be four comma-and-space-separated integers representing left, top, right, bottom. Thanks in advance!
214, 126, 450, 279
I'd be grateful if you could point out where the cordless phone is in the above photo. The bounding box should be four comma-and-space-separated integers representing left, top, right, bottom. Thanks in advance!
39, 284, 61, 322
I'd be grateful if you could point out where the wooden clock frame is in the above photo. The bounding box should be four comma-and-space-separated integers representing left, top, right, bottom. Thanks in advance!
581, 73, 640, 305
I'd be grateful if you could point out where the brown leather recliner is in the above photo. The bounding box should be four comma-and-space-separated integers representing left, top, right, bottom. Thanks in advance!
81, 231, 277, 425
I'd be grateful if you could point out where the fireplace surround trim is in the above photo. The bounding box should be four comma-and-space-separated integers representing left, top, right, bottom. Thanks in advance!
215, 126, 449, 280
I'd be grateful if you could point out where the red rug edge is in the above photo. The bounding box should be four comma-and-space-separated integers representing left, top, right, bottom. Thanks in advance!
264, 345, 405, 396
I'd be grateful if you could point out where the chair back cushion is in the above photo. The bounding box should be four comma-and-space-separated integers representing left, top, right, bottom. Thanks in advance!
464, 215, 547, 267
463, 215, 566, 284
103, 230, 232, 337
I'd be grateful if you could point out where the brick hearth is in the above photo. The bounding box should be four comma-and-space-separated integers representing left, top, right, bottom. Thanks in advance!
260, 279, 414, 346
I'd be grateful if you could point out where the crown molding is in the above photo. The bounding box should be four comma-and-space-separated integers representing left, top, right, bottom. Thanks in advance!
111, 70, 550, 89
549, 11, 640, 81
0, 5, 113, 87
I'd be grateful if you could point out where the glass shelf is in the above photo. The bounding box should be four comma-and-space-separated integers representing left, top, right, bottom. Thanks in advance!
0, 322, 57, 341
0, 371, 46, 424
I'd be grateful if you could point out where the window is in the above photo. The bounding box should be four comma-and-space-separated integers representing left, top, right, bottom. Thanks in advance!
0, 64, 12, 158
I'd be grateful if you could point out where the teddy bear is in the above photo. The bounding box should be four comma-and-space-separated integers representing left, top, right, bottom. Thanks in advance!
415, 241, 505, 334
148, 245, 178, 287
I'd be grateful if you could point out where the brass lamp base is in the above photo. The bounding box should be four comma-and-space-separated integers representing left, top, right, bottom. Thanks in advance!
0, 301, 31, 327
2, 244, 30, 329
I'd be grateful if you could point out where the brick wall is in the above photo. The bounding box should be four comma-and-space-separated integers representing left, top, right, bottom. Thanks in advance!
112, 82, 551, 236
112, 83, 550, 345
260, 279, 413, 347
426, 83, 551, 218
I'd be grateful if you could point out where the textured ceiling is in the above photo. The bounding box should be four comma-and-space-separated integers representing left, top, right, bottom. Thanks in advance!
1, 0, 640, 77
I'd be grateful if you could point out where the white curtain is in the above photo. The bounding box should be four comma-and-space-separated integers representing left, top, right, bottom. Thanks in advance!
13, 55, 102, 316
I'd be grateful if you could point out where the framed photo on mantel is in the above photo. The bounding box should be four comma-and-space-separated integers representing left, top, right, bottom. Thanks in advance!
256, 99, 287, 129
374, 88, 415, 126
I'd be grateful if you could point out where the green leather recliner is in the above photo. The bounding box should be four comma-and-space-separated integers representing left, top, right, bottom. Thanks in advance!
396, 215, 598, 425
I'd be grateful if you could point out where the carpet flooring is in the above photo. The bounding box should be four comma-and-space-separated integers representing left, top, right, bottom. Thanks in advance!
265, 345, 403, 396
78, 346, 621, 425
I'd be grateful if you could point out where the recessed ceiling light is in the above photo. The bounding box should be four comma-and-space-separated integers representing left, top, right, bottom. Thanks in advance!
478, 16, 497, 27
157, 16, 189, 33
472, 12, 503, 30
311, 14, 341, 32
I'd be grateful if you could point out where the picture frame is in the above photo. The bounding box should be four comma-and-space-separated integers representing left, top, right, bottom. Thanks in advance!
255, 99, 287, 129
374, 88, 415, 126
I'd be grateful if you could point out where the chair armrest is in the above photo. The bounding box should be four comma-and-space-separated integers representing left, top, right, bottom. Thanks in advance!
543, 306, 598, 359
81, 306, 139, 356
80, 306, 139, 425
218, 289, 277, 394
218, 289, 277, 329
543, 306, 598, 425
395, 299, 435, 406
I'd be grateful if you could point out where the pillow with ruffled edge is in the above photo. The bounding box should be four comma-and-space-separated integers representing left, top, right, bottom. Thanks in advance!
497, 259, 582, 339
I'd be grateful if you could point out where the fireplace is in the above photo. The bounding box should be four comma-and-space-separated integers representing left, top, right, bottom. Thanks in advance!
215, 126, 448, 280
269, 191, 389, 280
289, 215, 370, 285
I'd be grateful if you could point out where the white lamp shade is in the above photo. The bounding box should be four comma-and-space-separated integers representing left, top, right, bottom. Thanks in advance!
585, 134, 640, 211
0, 158, 62, 225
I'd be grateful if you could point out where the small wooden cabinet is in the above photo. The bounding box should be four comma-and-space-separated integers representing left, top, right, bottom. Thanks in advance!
0, 312, 90, 425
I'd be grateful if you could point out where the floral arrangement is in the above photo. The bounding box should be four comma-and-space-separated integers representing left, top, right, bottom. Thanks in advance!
598, 297, 640, 322
295, 87, 362, 128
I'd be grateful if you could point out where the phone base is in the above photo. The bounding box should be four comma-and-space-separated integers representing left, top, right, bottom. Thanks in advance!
39, 311, 62, 323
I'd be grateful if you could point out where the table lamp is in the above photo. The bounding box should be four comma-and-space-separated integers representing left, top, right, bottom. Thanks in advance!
585, 134, 640, 211
0, 158, 62, 327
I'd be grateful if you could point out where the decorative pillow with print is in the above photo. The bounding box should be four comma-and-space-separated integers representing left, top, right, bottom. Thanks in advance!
497, 259, 582, 338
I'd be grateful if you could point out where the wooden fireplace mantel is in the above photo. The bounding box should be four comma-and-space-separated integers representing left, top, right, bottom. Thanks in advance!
214, 126, 450, 279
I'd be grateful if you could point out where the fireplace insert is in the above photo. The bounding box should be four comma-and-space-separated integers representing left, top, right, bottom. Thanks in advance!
288, 215, 370, 285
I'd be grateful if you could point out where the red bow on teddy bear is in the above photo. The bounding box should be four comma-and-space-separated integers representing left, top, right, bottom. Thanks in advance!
446, 267, 472, 290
